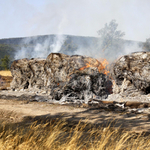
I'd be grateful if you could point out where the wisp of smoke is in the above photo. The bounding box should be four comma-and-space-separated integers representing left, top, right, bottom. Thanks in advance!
75, 39, 143, 63
50, 35, 66, 53
14, 35, 66, 59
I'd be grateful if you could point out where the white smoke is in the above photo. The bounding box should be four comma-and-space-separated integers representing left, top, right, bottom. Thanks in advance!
74, 39, 144, 63
11, 0, 146, 61
14, 16, 144, 61
14, 11, 67, 60
14, 34, 66, 59
14, 33, 144, 63
50, 35, 66, 53
122, 42, 143, 55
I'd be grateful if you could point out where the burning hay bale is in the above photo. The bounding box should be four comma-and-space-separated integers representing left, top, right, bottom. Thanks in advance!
10, 53, 112, 102
112, 51, 150, 97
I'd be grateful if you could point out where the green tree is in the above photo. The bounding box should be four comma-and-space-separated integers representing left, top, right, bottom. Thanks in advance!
97, 19, 125, 52
0, 55, 10, 70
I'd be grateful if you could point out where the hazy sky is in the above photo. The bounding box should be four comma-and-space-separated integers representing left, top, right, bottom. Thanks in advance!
0, 0, 150, 41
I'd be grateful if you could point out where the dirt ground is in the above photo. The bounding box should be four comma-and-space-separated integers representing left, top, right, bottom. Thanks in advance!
0, 99, 150, 133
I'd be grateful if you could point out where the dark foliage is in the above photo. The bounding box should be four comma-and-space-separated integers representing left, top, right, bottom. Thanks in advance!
0, 55, 10, 70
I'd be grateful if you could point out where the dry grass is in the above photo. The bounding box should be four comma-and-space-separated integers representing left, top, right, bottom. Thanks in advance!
0, 71, 12, 90
0, 117, 150, 150
0, 71, 12, 77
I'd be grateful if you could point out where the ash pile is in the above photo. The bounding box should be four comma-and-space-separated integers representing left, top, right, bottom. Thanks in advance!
111, 51, 150, 102
10, 53, 112, 103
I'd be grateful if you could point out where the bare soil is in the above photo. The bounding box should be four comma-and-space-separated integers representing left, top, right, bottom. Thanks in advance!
0, 99, 150, 133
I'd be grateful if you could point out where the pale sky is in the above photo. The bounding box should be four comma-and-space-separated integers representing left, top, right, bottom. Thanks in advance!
0, 0, 150, 41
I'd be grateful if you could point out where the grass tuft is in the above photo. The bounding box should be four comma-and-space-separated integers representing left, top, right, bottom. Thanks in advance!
0, 118, 149, 150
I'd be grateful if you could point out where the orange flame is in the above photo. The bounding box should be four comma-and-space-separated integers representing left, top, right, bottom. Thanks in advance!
100, 59, 110, 75
79, 58, 109, 75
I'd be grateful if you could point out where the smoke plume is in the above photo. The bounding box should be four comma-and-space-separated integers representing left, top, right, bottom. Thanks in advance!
14, 35, 66, 59
14, 33, 144, 64
10, 0, 148, 62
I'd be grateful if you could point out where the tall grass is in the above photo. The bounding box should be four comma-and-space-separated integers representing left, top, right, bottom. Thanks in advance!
0, 118, 150, 150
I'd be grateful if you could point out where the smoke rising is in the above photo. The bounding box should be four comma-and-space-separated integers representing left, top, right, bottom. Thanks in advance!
74, 39, 143, 63
12, 0, 147, 62
14, 35, 66, 59
14, 33, 144, 64
50, 35, 66, 53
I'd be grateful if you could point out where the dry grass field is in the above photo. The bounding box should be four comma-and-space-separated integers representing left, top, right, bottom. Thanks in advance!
0, 112, 150, 150
0, 71, 12, 77
0, 101, 149, 150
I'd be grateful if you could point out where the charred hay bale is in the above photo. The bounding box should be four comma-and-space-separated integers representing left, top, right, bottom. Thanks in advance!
10, 53, 112, 102
10, 58, 46, 91
113, 51, 150, 96
45, 53, 70, 86
65, 73, 110, 99
91, 74, 109, 98
45, 53, 105, 85
63, 74, 92, 100
28, 59, 46, 89
10, 58, 30, 90
45, 53, 110, 100
51, 73, 109, 101
69, 55, 105, 75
